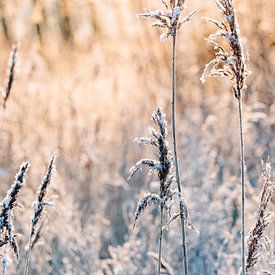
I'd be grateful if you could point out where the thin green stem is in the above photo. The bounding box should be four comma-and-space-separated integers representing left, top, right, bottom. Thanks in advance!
238, 96, 245, 275
171, 32, 188, 275
158, 206, 164, 275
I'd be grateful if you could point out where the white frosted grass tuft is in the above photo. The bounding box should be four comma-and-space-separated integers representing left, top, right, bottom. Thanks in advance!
172, 6, 182, 23
137, 3, 195, 41
134, 194, 163, 228
128, 159, 162, 180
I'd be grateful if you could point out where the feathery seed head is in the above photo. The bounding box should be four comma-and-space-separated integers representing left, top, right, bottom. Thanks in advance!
130, 107, 190, 231
201, 0, 250, 99
134, 194, 163, 228
137, 1, 195, 41
31, 154, 56, 237
128, 107, 172, 192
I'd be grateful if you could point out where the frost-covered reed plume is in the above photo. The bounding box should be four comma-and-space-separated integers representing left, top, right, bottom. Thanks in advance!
246, 161, 274, 273
137, 0, 195, 42
138, 2, 195, 273
201, 1, 250, 273
0, 162, 29, 262
129, 107, 188, 275
2, 43, 17, 109
24, 154, 56, 275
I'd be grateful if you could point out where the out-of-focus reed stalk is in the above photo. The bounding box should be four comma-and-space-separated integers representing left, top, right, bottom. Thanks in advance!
2, 43, 17, 109
137, 2, 195, 273
246, 161, 274, 273
201, 1, 250, 273
24, 154, 56, 275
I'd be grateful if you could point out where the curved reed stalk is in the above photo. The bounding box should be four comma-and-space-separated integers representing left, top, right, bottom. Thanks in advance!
171, 30, 188, 275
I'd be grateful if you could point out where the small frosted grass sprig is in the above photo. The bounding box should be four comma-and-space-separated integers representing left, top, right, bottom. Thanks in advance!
137, 0, 196, 41
0, 162, 29, 260
201, 0, 250, 99
24, 154, 56, 275
30, 154, 56, 238
245, 161, 274, 272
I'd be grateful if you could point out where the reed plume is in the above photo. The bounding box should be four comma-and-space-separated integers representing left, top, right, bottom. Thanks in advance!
138, 2, 195, 273
24, 154, 56, 275
201, 1, 250, 273
129, 107, 188, 275
0, 162, 29, 261
246, 161, 274, 273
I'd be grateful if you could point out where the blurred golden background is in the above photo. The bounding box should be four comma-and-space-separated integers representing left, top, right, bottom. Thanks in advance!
0, 0, 274, 274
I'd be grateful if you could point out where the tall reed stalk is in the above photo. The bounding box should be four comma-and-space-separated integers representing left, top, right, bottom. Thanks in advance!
238, 96, 245, 273
201, 1, 250, 273
171, 31, 188, 275
158, 204, 164, 274
137, 2, 195, 273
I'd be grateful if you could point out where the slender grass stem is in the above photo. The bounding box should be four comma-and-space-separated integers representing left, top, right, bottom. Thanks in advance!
158, 205, 164, 275
237, 95, 245, 275
171, 32, 188, 275
24, 231, 32, 275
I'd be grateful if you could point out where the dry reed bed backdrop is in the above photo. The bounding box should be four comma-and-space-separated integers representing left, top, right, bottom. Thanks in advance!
0, 0, 274, 274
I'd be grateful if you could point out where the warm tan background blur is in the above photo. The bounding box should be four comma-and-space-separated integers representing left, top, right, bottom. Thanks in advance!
0, 0, 274, 274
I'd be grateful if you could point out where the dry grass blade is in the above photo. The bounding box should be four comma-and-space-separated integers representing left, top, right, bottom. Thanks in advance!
148, 251, 175, 275
245, 161, 274, 273
2, 43, 17, 109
